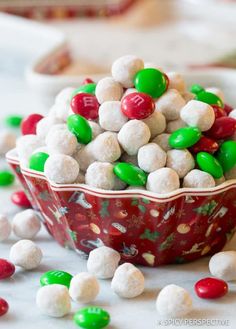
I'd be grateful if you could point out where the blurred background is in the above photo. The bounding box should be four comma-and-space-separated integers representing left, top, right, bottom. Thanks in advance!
1, 0, 236, 114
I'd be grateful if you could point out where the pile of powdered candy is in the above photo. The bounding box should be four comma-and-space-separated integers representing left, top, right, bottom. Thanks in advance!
15, 55, 236, 193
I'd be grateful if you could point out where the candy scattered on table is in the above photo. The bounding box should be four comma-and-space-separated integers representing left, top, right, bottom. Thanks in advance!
87, 246, 120, 279
11, 190, 31, 208
209, 251, 236, 281
0, 259, 15, 280
0, 170, 15, 186
11, 54, 236, 194
69, 272, 100, 304
0, 214, 11, 241
194, 277, 228, 299
156, 284, 193, 317
5, 115, 23, 127
36, 284, 71, 318
9, 239, 42, 270
111, 263, 145, 298
73, 306, 110, 329
0, 298, 9, 317
12, 209, 41, 239
40, 270, 73, 288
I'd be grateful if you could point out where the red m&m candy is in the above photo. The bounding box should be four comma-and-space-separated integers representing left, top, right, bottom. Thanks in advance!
21, 113, 43, 135
0, 259, 15, 280
0, 298, 8, 316
212, 105, 226, 119
206, 117, 236, 139
121, 92, 155, 120
71, 93, 99, 120
224, 103, 233, 115
11, 190, 31, 208
82, 78, 94, 85
190, 136, 219, 154
195, 277, 228, 299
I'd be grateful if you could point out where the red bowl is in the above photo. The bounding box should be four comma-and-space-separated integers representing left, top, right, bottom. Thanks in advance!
6, 149, 236, 267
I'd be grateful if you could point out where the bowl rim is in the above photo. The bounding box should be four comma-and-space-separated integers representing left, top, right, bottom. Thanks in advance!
6, 148, 236, 203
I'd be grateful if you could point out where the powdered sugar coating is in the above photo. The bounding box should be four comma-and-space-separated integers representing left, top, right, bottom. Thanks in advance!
0, 214, 11, 242
152, 133, 171, 152
183, 169, 215, 188
147, 168, 180, 194
111, 55, 144, 88
87, 246, 121, 279
138, 143, 166, 173
111, 263, 145, 298
209, 251, 236, 281
142, 110, 166, 138
10, 239, 42, 270
36, 116, 64, 139
36, 284, 71, 317
118, 120, 151, 155
92, 132, 121, 162
69, 272, 99, 303
166, 118, 186, 134
85, 162, 115, 190
99, 101, 128, 132
180, 100, 215, 131
73, 143, 95, 172
166, 149, 195, 178
46, 128, 77, 156
44, 154, 79, 184
167, 72, 186, 93
16, 134, 43, 161
155, 89, 186, 121
95, 77, 123, 104
12, 209, 41, 239
89, 121, 104, 139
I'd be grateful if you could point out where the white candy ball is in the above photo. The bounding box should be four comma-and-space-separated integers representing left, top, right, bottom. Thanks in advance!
118, 120, 151, 155
167, 72, 186, 93
10, 239, 42, 270
69, 272, 100, 303
44, 154, 79, 184
209, 251, 236, 281
92, 132, 121, 163
166, 118, 186, 133
99, 101, 128, 132
225, 165, 236, 180
142, 110, 166, 138
111, 55, 144, 88
229, 109, 236, 119
49, 102, 70, 122
0, 214, 11, 242
152, 133, 171, 152
206, 87, 224, 102
180, 100, 215, 131
0, 130, 16, 155
16, 135, 43, 161
85, 162, 115, 190
36, 116, 64, 139
12, 209, 41, 239
155, 89, 186, 121
111, 263, 145, 298
147, 168, 180, 194
95, 77, 123, 104
55, 87, 75, 105
89, 121, 104, 139
73, 143, 95, 172
138, 143, 166, 173
183, 169, 215, 188
87, 246, 121, 279
46, 128, 77, 156
45, 124, 68, 139
156, 284, 193, 318
36, 284, 71, 318
166, 149, 195, 178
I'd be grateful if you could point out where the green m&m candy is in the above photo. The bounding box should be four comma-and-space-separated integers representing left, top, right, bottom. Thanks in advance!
74, 306, 110, 329
29, 152, 49, 172
169, 127, 202, 149
67, 114, 92, 144
114, 162, 147, 186
5, 115, 23, 127
195, 90, 223, 107
196, 152, 223, 179
71, 83, 96, 99
40, 270, 73, 288
0, 170, 15, 186
216, 140, 236, 172
190, 84, 205, 95
134, 68, 167, 98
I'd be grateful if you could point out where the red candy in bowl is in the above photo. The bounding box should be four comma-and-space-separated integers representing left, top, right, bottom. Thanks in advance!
6, 149, 236, 267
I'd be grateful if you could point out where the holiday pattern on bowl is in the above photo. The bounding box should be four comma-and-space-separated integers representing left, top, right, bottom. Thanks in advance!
7, 152, 236, 267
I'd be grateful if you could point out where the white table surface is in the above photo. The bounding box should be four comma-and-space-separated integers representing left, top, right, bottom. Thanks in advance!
1, 11, 236, 329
